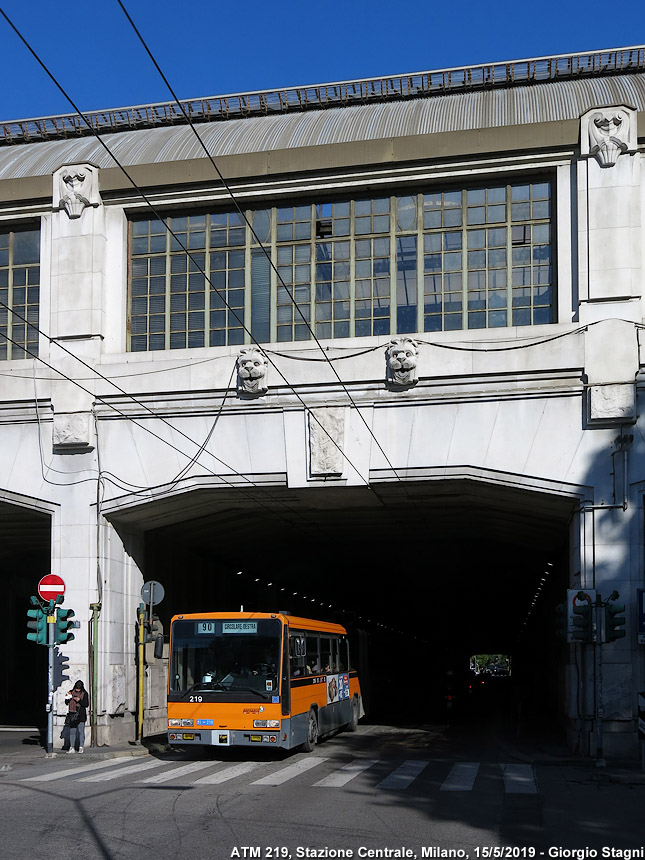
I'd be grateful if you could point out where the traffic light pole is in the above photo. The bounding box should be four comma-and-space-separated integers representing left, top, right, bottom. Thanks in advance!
136, 604, 145, 742
46, 606, 55, 756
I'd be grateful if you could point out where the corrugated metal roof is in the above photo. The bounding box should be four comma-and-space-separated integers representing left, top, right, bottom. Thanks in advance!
1, 73, 644, 182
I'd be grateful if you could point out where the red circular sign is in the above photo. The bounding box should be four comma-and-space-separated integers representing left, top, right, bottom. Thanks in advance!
38, 574, 65, 602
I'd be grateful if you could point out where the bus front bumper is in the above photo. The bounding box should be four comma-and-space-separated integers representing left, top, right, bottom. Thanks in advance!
168, 724, 290, 748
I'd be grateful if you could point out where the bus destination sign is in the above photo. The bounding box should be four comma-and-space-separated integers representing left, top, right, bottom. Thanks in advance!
223, 621, 258, 634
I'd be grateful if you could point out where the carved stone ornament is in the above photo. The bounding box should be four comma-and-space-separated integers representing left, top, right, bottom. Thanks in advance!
236, 348, 269, 397
309, 407, 345, 477
52, 163, 101, 219
580, 107, 635, 168
589, 111, 629, 167
386, 337, 419, 389
52, 412, 95, 453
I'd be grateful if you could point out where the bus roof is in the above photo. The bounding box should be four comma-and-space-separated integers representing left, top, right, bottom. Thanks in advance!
169, 611, 348, 635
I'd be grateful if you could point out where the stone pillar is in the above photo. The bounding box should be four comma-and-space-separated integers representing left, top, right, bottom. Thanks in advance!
94, 519, 145, 746
577, 107, 641, 427
49, 163, 105, 453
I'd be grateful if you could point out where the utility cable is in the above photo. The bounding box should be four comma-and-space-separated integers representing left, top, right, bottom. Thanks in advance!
1, 326, 324, 535
0, 7, 370, 491
115, 0, 414, 492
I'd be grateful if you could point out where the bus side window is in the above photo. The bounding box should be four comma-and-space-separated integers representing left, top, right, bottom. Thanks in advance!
337, 638, 346, 672
290, 633, 306, 676
306, 634, 319, 675
329, 638, 338, 672
320, 637, 332, 673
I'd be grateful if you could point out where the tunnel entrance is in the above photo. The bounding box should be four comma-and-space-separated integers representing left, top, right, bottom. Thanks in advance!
110, 479, 575, 736
109, 475, 575, 738
0, 500, 52, 726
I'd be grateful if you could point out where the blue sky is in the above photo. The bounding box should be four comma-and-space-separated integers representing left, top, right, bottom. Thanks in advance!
0, 0, 643, 121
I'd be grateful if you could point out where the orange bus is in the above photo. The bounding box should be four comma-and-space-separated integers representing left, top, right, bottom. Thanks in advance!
167, 611, 364, 751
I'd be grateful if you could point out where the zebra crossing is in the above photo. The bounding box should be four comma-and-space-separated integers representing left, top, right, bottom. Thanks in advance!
21, 755, 538, 794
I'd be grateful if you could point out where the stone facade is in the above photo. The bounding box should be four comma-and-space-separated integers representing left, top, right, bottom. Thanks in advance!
1, 49, 645, 756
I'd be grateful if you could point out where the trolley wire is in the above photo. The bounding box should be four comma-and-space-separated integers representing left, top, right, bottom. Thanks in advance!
115, 0, 416, 497
0, 9, 374, 494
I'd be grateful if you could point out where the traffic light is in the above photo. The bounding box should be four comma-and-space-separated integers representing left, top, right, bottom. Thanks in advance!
144, 611, 161, 643
53, 647, 70, 690
27, 600, 47, 645
55, 608, 76, 645
555, 603, 568, 639
605, 601, 626, 642
571, 601, 593, 643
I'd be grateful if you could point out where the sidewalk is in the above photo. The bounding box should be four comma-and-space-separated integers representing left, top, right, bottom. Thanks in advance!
0, 726, 165, 771
490, 725, 645, 785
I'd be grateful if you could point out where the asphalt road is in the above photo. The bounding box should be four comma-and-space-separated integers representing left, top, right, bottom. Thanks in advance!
1, 721, 644, 860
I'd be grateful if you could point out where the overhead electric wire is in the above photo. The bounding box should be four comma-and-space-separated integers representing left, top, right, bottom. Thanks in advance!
115, 0, 415, 494
0, 324, 325, 536
0, 7, 371, 493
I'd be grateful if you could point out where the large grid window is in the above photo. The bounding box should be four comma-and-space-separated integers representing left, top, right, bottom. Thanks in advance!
422, 182, 552, 331
128, 179, 553, 351
0, 228, 40, 360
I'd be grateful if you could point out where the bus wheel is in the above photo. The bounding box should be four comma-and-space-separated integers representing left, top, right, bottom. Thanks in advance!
302, 708, 318, 752
346, 696, 359, 732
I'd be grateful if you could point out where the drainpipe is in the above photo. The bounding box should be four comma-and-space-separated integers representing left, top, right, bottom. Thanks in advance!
89, 602, 101, 747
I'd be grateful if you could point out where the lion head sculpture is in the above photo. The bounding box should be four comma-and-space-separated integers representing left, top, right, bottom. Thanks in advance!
236, 348, 269, 397
386, 337, 419, 389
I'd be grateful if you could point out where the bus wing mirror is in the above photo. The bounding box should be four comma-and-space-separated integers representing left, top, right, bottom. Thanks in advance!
154, 633, 164, 660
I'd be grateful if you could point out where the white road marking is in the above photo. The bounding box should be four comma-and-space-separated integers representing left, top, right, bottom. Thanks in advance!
377, 759, 429, 790
501, 763, 538, 794
138, 759, 222, 783
22, 757, 136, 782
251, 756, 328, 786
79, 758, 166, 782
314, 758, 378, 787
440, 762, 480, 791
193, 761, 265, 784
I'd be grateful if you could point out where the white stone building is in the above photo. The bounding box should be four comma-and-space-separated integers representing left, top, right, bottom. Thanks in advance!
1, 46, 645, 758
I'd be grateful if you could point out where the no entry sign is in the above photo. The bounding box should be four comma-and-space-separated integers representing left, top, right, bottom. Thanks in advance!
38, 574, 65, 602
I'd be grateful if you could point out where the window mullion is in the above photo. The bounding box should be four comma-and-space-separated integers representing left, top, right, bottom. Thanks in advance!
244, 210, 251, 345
389, 196, 395, 336
164, 220, 171, 350
461, 192, 467, 332
269, 208, 277, 343
416, 193, 423, 334
506, 185, 512, 328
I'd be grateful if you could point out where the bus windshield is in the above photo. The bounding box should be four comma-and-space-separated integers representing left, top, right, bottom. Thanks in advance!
169, 618, 282, 700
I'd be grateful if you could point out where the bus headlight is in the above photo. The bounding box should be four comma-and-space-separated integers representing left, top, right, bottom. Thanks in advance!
253, 719, 280, 728
168, 719, 181, 727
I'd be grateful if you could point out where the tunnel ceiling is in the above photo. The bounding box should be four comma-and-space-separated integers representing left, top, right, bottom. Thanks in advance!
105, 477, 573, 655
106, 478, 575, 555
0, 501, 51, 565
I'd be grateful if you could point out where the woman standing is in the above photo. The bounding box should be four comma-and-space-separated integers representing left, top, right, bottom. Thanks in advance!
63, 680, 89, 754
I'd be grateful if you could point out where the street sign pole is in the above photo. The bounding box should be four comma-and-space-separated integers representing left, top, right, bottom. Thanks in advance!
46, 602, 55, 755
136, 604, 145, 742
638, 692, 645, 774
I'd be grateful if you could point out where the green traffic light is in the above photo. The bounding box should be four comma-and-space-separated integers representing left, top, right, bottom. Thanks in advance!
571, 603, 592, 643
55, 607, 76, 645
53, 646, 71, 690
27, 607, 47, 645
605, 602, 626, 643
554, 603, 568, 638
